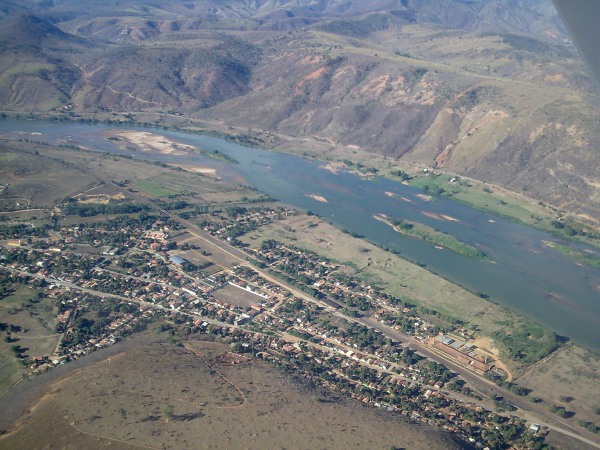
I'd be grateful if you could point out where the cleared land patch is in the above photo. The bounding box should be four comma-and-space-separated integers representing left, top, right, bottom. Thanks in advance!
133, 180, 181, 197
517, 343, 600, 426
212, 283, 266, 308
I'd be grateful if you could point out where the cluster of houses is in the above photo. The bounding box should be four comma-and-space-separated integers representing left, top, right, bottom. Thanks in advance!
201, 207, 299, 240
29, 286, 157, 374
0, 205, 545, 449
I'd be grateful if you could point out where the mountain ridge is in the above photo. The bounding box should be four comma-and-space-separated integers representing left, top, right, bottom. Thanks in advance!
1, 0, 599, 221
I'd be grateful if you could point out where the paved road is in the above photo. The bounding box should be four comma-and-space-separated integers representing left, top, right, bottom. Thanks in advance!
0, 266, 258, 337
158, 216, 600, 448
70, 171, 600, 449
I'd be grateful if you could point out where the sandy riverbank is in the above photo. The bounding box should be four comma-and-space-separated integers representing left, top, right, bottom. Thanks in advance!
106, 130, 196, 156
168, 163, 217, 177
103, 131, 219, 177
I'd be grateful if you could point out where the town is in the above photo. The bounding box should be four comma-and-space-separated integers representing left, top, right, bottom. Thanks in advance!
1, 199, 549, 450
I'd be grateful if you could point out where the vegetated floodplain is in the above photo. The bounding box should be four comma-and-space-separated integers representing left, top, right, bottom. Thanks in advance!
374, 213, 488, 260
543, 240, 600, 269
408, 174, 546, 225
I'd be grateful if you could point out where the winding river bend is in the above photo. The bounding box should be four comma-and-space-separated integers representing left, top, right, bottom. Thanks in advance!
2, 119, 599, 351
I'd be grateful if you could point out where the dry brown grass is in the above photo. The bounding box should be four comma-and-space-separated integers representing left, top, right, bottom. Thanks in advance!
517, 343, 600, 425
0, 333, 464, 449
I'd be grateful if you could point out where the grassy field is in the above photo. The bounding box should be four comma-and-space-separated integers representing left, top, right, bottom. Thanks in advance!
133, 180, 181, 197
518, 343, 600, 427
0, 344, 21, 394
0, 141, 96, 209
0, 286, 59, 392
0, 332, 464, 450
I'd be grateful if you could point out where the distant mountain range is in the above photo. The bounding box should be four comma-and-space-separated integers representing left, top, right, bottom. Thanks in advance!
1, 0, 599, 221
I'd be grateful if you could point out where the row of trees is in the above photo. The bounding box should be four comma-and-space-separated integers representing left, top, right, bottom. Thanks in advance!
63, 202, 148, 217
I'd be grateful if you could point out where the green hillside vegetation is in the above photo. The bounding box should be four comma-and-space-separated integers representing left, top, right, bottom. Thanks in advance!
375, 214, 487, 260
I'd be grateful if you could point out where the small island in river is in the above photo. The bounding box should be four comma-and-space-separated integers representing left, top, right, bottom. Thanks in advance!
374, 214, 488, 260
306, 193, 329, 203
106, 130, 238, 164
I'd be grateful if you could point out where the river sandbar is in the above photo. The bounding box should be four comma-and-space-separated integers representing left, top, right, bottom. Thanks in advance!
307, 194, 329, 203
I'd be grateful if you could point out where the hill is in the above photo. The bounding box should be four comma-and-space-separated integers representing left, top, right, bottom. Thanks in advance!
1, 0, 599, 221
0, 13, 93, 110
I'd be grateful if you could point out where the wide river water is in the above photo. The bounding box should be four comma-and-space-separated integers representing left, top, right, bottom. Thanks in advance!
2, 119, 599, 351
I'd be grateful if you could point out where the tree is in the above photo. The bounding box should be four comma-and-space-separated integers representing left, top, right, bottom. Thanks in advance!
11, 344, 24, 357
119, 408, 127, 422
163, 404, 174, 422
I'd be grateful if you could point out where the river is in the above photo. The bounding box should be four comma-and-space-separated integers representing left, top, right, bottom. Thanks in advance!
1, 119, 599, 351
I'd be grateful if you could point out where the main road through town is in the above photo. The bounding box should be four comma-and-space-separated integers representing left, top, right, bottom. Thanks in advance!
94, 169, 600, 449
163, 206, 600, 449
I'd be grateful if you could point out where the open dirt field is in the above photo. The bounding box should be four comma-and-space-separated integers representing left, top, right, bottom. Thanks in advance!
212, 283, 265, 308
172, 234, 240, 270
0, 333, 467, 450
173, 248, 219, 275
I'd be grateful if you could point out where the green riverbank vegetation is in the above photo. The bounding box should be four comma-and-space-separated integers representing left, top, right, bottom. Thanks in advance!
491, 317, 563, 366
543, 240, 600, 269
404, 171, 600, 251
